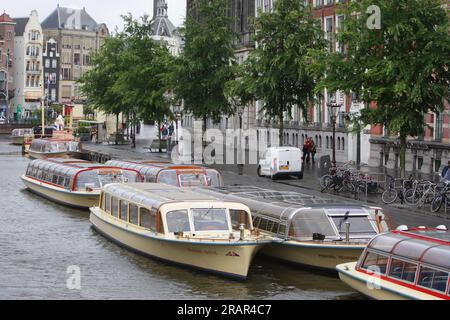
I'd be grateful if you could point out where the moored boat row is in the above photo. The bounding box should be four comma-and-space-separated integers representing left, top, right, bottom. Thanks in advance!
19, 157, 449, 294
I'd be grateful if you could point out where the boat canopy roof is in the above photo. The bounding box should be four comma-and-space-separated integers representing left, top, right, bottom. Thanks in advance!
106, 160, 212, 176
196, 186, 359, 220
30, 138, 79, 149
368, 229, 450, 269
102, 183, 237, 211
12, 128, 33, 136
28, 159, 127, 177
195, 186, 387, 240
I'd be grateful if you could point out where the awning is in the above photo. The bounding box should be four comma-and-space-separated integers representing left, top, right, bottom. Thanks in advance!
25, 92, 42, 101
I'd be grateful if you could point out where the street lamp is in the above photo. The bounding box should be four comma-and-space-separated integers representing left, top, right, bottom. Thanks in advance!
327, 99, 342, 168
173, 104, 182, 153
238, 108, 244, 176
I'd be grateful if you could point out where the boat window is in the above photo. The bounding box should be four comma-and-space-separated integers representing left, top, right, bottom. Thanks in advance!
360, 251, 389, 275
418, 266, 449, 294
52, 175, 58, 185
76, 171, 101, 190
158, 171, 179, 187
140, 208, 157, 231
421, 245, 450, 269
166, 210, 191, 233
120, 200, 128, 221
230, 210, 251, 230
129, 204, 139, 225
121, 170, 140, 183
105, 194, 111, 213
179, 173, 207, 187
192, 208, 229, 232
64, 177, 71, 189
258, 218, 279, 234
331, 215, 377, 238
101, 193, 106, 211
368, 234, 408, 254
206, 170, 222, 187
388, 258, 417, 283
289, 209, 337, 240
111, 197, 119, 219
57, 176, 65, 187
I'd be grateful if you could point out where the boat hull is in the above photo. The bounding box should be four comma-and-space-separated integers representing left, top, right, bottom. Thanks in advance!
90, 208, 264, 279
261, 241, 364, 271
11, 136, 24, 145
21, 175, 99, 209
337, 263, 446, 300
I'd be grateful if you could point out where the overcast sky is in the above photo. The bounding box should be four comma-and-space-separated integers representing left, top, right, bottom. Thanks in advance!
2, 0, 186, 31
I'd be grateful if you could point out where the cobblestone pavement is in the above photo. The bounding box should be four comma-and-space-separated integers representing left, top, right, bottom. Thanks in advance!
83, 139, 449, 228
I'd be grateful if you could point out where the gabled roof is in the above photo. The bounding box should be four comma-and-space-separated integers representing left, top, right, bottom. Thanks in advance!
151, 0, 177, 38
0, 13, 14, 23
41, 6, 103, 32
13, 17, 29, 36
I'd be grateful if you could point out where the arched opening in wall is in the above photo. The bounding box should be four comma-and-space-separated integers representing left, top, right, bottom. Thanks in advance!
342, 138, 345, 151
315, 135, 318, 146
319, 136, 322, 148
326, 136, 329, 149
296, 133, 299, 147
337, 137, 341, 150
267, 131, 270, 147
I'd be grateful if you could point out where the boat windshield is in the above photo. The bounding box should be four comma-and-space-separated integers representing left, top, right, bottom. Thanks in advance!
179, 173, 207, 187
206, 170, 222, 187
192, 208, 229, 232
76, 170, 138, 190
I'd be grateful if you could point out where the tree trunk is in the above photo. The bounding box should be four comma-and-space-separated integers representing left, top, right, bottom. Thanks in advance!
399, 134, 407, 178
115, 113, 119, 145
158, 120, 162, 153
279, 112, 284, 147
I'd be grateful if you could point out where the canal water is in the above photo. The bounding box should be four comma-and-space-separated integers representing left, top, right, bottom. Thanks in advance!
0, 136, 362, 300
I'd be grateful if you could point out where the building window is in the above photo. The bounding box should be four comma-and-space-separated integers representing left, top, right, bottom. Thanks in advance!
62, 68, 71, 81
52, 59, 57, 69
74, 53, 81, 66
45, 59, 50, 68
435, 112, 443, 141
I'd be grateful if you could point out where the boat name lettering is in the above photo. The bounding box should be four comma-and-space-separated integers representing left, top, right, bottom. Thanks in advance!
187, 248, 218, 255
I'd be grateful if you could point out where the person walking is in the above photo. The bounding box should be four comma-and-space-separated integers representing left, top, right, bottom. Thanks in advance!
310, 139, 317, 164
442, 160, 450, 179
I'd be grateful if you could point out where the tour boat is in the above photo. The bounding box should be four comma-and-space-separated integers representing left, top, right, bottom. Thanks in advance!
11, 128, 34, 145
28, 138, 85, 159
106, 160, 223, 187
336, 226, 450, 300
89, 183, 271, 279
196, 186, 394, 271
21, 159, 143, 209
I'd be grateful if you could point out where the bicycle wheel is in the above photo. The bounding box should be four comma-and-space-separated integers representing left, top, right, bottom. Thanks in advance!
382, 188, 398, 204
431, 195, 443, 213
404, 189, 420, 205
320, 175, 332, 189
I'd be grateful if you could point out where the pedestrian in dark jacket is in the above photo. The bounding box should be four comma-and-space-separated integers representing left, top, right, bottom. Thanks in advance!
442, 161, 450, 178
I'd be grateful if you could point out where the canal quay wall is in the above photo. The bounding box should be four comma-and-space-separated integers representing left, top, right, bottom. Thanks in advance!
82, 141, 449, 228
0, 124, 33, 135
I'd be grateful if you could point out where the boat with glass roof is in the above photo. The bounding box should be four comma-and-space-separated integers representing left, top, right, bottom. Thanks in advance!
89, 183, 272, 279
336, 226, 450, 300
195, 186, 394, 271
106, 160, 223, 187
28, 139, 85, 159
21, 159, 143, 209
11, 128, 34, 145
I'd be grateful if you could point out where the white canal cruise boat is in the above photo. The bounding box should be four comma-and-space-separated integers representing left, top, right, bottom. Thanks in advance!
106, 160, 223, 187
28, 139, 84, 159
337, 226, 450, 300
21, 159, 143, 209
11, 128, 34, 145
89, 183, 272, 279
196, 186, 394, 271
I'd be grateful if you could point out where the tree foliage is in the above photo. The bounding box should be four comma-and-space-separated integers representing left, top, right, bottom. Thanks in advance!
79, 14, 174, 147
227, 0, 327, 146
171, 0, 238, 126
311, 0, 450, 175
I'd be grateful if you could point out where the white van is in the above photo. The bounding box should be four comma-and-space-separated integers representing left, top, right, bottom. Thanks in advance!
257, 147, 303, 180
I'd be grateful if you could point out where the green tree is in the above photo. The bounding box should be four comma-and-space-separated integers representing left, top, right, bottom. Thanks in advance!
311, 0, 450, 176
80, 15, 174, 149
227, 0, 327, 146
172, 0, 237, 133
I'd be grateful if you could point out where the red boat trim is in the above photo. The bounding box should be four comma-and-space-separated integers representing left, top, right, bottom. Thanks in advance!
393, 229, 450, 245
356, 268, 450, 300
